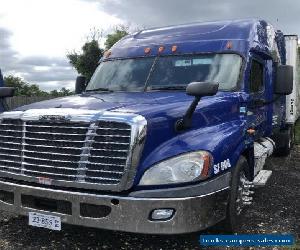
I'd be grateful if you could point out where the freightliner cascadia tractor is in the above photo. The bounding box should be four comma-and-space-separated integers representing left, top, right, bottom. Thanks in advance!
0, 19, 298, 233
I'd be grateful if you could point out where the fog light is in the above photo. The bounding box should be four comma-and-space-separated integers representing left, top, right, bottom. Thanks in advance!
151, 209, 175, 220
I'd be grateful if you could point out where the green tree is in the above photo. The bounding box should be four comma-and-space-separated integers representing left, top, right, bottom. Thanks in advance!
49, 89, 60, 97
67, 40, 103, 81
49, 88, 73, 97
67, 26, 130, 81
104, 26, 129, 50
4, 75, 26, 95
4, 75, 48, 96
59, 87, 73, 96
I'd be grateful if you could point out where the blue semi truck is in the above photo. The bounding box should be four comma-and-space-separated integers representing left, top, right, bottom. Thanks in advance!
0, 19, 298, 234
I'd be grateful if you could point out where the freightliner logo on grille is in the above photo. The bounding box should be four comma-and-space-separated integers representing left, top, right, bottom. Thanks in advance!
39, 115, 70, 122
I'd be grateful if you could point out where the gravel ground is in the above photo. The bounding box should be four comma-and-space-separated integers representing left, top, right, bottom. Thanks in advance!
0, 148, 299, 250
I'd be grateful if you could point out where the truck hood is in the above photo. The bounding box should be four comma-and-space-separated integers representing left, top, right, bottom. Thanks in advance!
15, 91, 242, 116
14, 91, 245, 186
15, 92, 194, 113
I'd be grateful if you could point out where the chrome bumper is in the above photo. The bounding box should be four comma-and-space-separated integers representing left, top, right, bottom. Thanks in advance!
0, 175, 230, 234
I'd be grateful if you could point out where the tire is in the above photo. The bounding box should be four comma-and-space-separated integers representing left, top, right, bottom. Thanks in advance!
220, 156, 249, 233
273, 126, 294, 156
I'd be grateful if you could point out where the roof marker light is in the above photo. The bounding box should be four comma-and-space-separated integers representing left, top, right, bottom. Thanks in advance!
247, 128, 256, 135
172, 45, 177, 53
158, 46, 165, 53
226, 41, 233, 50
104, 50, 111, 58
144, 47, 151, 54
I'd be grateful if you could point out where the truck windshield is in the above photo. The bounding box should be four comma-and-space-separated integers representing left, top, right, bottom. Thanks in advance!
86, 54, 242, 92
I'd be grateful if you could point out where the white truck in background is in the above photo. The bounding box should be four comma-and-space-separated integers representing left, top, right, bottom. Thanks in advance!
285, 35, 300, 125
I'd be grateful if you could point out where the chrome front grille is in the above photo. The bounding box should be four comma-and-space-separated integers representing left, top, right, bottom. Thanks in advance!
0, 117, 135, 190
0, 119, 23, 172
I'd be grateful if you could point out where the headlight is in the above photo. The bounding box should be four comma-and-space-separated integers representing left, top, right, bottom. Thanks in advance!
139, 151, 213, 186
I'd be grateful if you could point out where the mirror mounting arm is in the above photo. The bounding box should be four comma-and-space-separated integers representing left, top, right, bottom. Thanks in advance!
175, 96, 201, 131
175, 81, 219, 132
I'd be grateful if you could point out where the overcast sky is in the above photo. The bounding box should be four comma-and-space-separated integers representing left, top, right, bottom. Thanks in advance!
0, 0, 299, 91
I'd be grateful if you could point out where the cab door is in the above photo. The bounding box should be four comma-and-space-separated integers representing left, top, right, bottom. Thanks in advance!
247, 55, 269, 139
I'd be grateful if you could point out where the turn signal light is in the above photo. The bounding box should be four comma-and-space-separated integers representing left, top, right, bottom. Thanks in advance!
247, 128, 256, 135
104, 50, 111, 58
144, 47, 151, 54
226, 41, 233, 50
158, 46, 165, 53
171, 45, 177, 53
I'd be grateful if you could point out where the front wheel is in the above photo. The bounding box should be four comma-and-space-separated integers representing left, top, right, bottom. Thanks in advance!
221, 156, 252, 233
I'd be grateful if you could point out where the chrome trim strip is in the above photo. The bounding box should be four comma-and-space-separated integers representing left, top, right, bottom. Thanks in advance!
0, 154, 20, 159
23, 124, 131, 131
0, 147, 22, 152
93, 141, 129, 145
25, 131, 89, 136
0, 159, 20, 164
0, 141, 22, 146
22, 153, 126, 162
22, 156, 79, 163
22, 150, 82, 157
24, 131, 131, 137
22, 162, 123, 174
25, 144, 84, 149
0, 129, 22, 132
0, 124, 22, 127
20, 121, 26, 175
24, 125, 89, 129
0, 135, 22, 139
23, 137, 87, 143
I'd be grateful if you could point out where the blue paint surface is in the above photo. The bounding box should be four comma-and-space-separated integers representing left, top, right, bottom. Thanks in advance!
0, 69, 4, 87
107, 19, 276, 61
14, 91, 255, 186
0, 69, 5, 112
14, 19, 288, 188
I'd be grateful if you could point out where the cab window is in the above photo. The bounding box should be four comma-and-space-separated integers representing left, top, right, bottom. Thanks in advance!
250, 60, 264, 92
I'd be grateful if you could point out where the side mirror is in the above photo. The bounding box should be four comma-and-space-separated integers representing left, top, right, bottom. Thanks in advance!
275, 65, 293, 95
176, 82, 219, 131
186, 81, 219, 97
0, 87, 15, 98
75, 75, 87, 94
0, 87, 14, 111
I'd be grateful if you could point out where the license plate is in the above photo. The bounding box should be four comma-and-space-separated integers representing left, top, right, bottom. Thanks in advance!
29, 212, 61, 231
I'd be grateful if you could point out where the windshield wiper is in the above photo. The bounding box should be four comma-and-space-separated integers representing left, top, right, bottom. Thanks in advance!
85, 87, 113, 92
148, 85, 186, 91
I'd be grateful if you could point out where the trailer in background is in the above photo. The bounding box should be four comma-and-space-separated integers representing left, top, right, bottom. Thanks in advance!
285, 35, 300, 124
